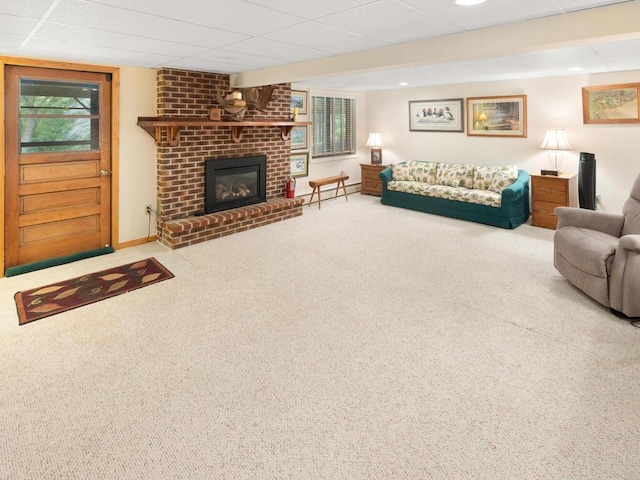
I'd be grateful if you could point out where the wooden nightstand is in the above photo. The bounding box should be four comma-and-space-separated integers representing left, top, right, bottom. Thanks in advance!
360, 163, 388, 196
531, 172, 578, 229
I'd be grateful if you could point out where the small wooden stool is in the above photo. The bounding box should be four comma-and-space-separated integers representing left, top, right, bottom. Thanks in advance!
308, 174, 349, 209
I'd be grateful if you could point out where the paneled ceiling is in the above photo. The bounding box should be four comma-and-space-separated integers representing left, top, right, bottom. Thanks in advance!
1, 0, 639, 90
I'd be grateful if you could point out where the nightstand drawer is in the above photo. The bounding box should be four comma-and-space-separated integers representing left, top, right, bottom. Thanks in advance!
533, 187, 566, 204
364, 179, 381, 191
533, 212, 559, 229
533, 200, 561, 217
363, 169, 382, 181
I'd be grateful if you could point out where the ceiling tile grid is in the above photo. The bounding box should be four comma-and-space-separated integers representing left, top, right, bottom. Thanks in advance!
0, 0, 637, 90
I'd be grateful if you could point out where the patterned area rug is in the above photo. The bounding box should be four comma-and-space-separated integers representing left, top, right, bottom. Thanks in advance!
14, 258, 173, 325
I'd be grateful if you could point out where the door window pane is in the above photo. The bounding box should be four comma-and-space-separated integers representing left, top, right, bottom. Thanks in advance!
19, 79, 100, 153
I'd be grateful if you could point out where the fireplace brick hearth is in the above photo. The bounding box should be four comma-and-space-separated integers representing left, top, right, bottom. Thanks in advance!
154, 68, 303, 249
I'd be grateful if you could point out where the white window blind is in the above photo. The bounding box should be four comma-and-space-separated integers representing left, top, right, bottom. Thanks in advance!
311, 95, 356, 158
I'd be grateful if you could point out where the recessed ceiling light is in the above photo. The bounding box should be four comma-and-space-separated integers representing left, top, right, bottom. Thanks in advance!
455, 0, 488, 5
399, 82, 409, 86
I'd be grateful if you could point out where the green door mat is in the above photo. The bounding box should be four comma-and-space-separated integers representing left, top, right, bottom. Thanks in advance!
5, 246, 115, 277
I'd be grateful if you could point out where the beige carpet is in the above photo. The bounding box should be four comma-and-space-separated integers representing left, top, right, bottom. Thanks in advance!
1, 194, 639, 479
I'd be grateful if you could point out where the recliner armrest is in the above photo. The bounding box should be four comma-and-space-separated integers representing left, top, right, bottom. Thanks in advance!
555, 207, 624, 236
619, 234, 640, 253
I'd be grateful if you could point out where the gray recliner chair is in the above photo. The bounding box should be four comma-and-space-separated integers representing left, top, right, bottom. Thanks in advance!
554, 172, 640, 318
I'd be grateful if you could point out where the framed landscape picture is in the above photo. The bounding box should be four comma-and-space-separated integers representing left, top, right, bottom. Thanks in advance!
582, 83, 640, 124
466, 95, 527, 137
409, 98, 464, 132
290, 126, 308, 150
291, 90, 308, 115
290, 152, 309, 178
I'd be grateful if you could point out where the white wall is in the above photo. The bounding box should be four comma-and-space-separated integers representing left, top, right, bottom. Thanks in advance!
364, 70, 640, 213
117, 66, 157, 243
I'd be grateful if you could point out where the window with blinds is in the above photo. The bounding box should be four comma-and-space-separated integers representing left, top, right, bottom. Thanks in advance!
311, 95, 356, 158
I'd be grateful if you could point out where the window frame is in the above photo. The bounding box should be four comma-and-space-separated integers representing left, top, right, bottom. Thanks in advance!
311, 93, 356, 159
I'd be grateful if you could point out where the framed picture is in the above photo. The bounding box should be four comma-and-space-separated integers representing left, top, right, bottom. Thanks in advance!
290, 126, 308, 150
466, 95, 527, 137
409, 98, 464, 132
582, 83, 640, 124
291, 90, 308, 115
290, 152, 309, 178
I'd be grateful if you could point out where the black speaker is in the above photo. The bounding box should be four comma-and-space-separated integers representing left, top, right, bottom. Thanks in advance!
579, 152, 596, 210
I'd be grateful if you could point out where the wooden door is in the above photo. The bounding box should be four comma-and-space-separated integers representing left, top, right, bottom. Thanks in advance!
4, 66, 111, 269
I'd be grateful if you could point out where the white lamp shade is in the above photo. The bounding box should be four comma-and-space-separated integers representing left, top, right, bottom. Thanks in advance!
540, 129, 571, 150
366, 132, 383, 148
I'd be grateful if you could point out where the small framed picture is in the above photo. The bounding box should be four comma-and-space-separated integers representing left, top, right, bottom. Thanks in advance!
290, 126, 308, 150
209, 107, 221, 121
291, 90, 308, 115
371, 149, 382, 164
290, 152, 309, 178
466, 95, 527, 137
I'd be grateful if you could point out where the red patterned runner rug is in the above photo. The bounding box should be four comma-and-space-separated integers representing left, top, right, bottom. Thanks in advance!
14, 257, 174, 326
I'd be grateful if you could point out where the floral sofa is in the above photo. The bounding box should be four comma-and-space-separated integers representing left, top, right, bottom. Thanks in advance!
379, 161, 530, 229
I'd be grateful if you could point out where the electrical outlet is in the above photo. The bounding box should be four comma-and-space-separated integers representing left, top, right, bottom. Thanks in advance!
145, 204, 153, 215
596, 194, 602, 203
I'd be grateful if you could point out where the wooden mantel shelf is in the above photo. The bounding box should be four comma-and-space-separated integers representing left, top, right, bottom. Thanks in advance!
137, 117, 312, 145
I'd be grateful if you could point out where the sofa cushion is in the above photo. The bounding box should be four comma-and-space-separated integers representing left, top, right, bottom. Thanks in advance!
489, 165, 519, 193
437, 163, 467, 187
473, 165, 518, 191
554, 226, 618, 277
459, 164, 476, 189
387, 181, 502, 207
392, 163, 415, 181
474, 166, 496, 190
411, 161, 437, 184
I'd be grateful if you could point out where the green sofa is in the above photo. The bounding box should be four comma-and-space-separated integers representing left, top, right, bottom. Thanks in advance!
379, 161, 530, 229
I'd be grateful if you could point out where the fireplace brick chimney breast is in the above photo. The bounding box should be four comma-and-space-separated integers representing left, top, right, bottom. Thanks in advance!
155, 68, 303, 249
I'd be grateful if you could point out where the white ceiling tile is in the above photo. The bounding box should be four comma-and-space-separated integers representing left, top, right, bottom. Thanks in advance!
593, 39, 640, 67
164, 58, 256, 74
557, 0, 633, 11
0, 33, 24, 50
222, 37, 331, 62
24, 37, 180, 67
47, 0, 249, 48
244, 0, 381, 20
84, 0, 305, 35
517, 46, 606, 69
35, 22, 211, 57
0, 14, 38, 35
192, 49, 290, 69
0, 0, 53, 17
263, 21, 388, 54
318, 0, 459, 43
400, 0, 563, 31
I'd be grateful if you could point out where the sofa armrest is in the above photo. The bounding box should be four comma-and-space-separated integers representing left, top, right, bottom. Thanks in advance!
379, 167, 393, 184
501, 170, 529, 199
555, 207, 624, 236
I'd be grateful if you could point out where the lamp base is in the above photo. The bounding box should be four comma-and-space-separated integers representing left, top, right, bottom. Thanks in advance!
541, 169, 559, 176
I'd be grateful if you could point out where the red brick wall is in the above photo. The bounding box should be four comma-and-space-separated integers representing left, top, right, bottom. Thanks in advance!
154, 68, 301, 248
156, 68, 292, 220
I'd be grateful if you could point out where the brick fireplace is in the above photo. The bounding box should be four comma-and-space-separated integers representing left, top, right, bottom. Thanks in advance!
153, 68, 304, 249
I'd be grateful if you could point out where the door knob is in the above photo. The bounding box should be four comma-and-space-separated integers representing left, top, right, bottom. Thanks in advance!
100, 169, 111, 176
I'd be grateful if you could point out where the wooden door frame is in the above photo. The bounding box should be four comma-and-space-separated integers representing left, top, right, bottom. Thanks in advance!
0, 56, 120, 278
